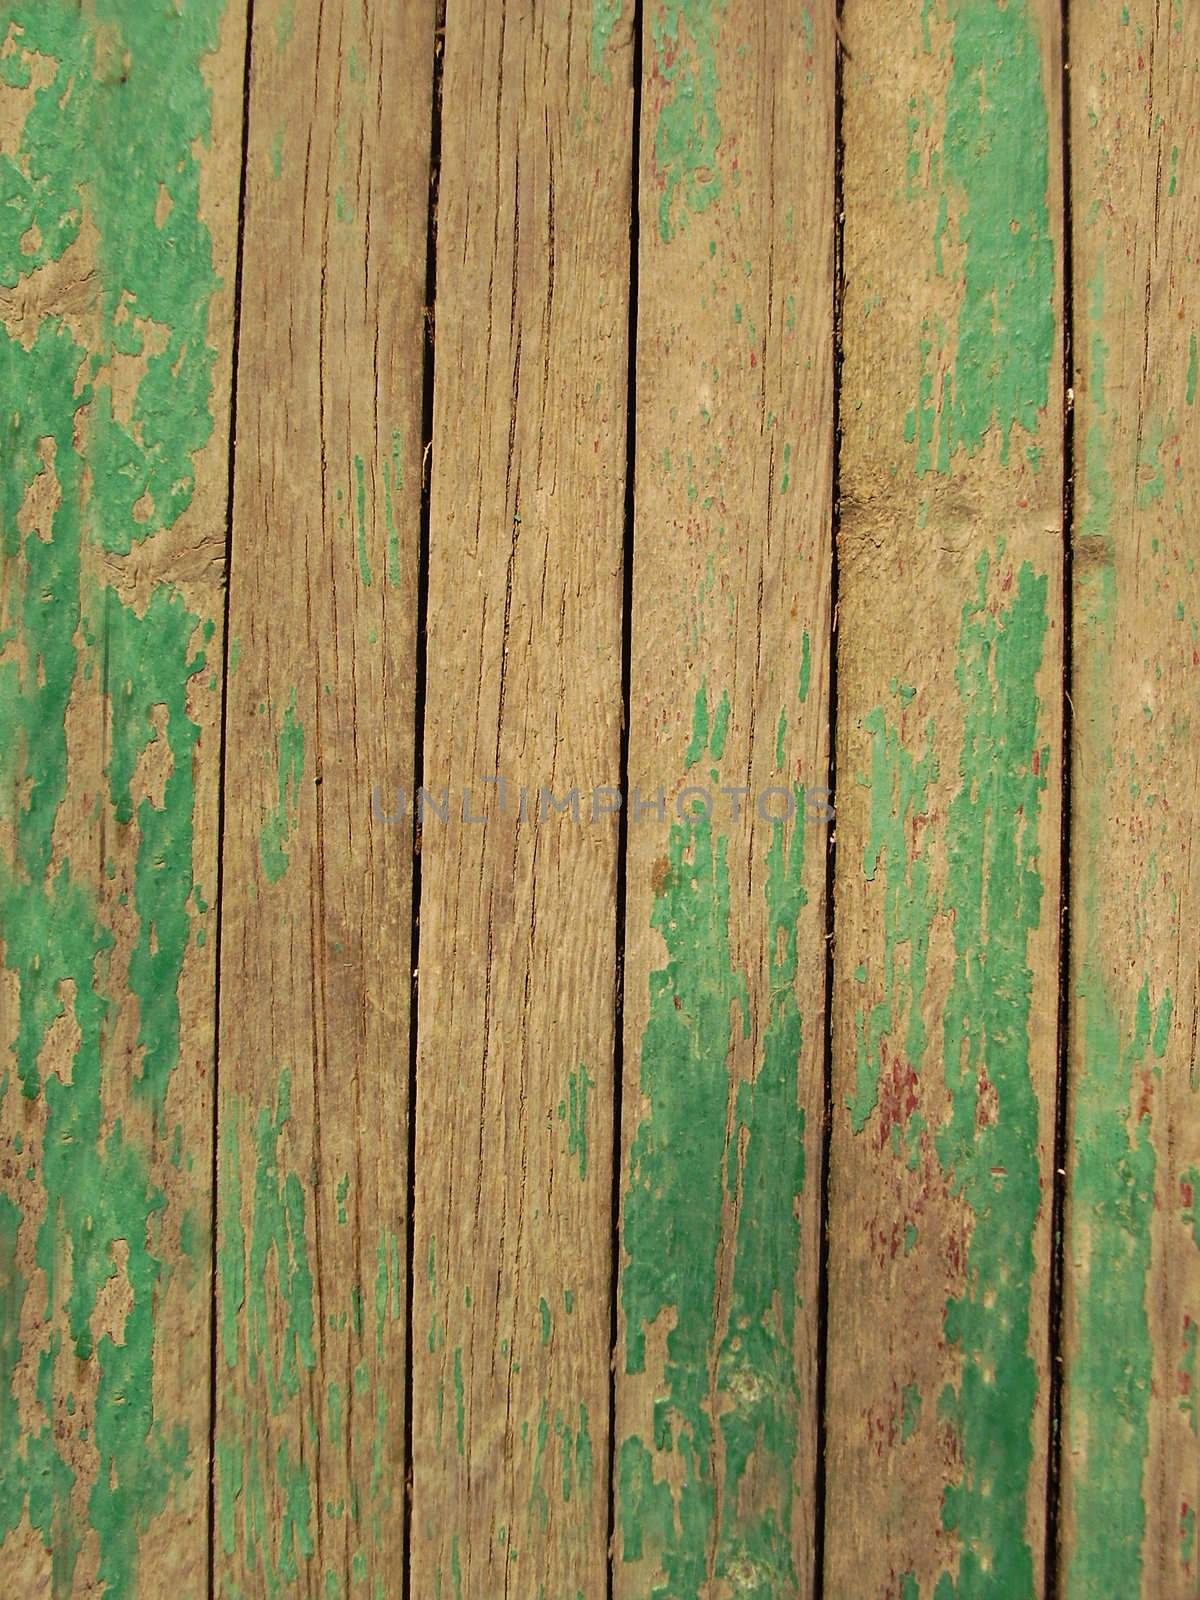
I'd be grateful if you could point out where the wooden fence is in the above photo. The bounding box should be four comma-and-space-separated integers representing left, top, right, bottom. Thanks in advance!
0, 1, 1197, 1595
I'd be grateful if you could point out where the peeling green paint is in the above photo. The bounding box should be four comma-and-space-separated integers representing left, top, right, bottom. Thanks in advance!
0, 1, 228, 1589
651, 0, 726, 242
934, 555, 1048, 1597
591, 0, 622, 78
217, 1068, 401, 1589
1063, 241, 1175, 1593
906, 0, 1055, 470
901, 1382, 922, 1443
684, 676, 710, 769
559, 1063, 594, 1179
260, 688, 305, 884
619, 687, 809, 1593
103, 585, 206, 1121
1067, 972, 1170, 1597
855, 555, 1050, 1595
354, 453, 372, 585
714, 785, 807, 1591
453, 1346, 465, 1457
245, 1069, 316, 1411
382, 429, 404, 588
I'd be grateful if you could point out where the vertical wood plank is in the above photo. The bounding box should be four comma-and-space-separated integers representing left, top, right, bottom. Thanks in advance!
214, 1, 433, 1592
0, 3, 244, 1593
613, 6, 835, 1595
826, 2, 1065, 1594
408, 4, 634, 1595
1062, 7, 1200, 1595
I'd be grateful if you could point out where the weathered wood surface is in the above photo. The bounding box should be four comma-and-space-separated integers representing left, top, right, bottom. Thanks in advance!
215, 0, 433, 1594
1062, 4, 1200, 1595
408, 4, 633, 1596
825, 2, 1066, 1595
1, 3, 1197, 1598
0, 3, 245, 1593
613, 4, 834, 1596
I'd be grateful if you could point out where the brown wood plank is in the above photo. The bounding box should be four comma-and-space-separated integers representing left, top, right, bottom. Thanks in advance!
0, 3, 245, 1593
407, 5, 635, 1595
825, 2, 1066, 1594
1061, 5, 1200, 1594
612, 7, 835, 1595
213, 1, 433, 1592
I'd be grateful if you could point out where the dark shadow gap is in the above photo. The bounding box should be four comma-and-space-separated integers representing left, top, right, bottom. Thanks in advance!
401, 6, 445, 1597
812, 9, 846, 1596
207, 2, 256, 1596
606, 4, 643, 1595
1044, 5, 1076, 1596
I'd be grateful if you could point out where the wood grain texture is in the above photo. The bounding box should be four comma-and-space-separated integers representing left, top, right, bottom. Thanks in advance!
613, 6, 834, 1595
1061, 5, 1200, 1595
825, 1, 1065, 1594
214, 0, 433, 1592
0, 2, 245, 1594
407, 4, 634, 1595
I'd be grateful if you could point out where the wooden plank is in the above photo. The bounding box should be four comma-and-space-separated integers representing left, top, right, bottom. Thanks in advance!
213, 1, 433, 1592
407, 5, 634, 1595
825, 2, 1066, 1594
1061, 6, 1200, 1595
612, 6, 835, 1595
0, 1, 245, 1594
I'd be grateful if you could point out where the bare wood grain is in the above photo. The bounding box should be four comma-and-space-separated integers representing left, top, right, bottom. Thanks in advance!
407, 4, 635, 1595
825, 2, 1065, 1594
214, 1, 433, 1592
1061, 5, 1200, 1594
612, 7, 835, 1595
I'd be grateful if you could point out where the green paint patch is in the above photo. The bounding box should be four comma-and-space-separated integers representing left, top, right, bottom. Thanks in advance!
219, 1096, 246, 1370
217, 1081, 400, 1584
1136, 412, 1170, 508
354, 453, 372, 584
382, 429, 404, 587
935, 554, 1049, 1597
710, 688, 731, 759
1066, 333, 1175, 1592
260, 688, 305, 883
685, 677, 710, 769
274, 0, 295, 50
620, 686, 809, 1592
1067, 978, 1170, 1597
454, 1346, 465, 1457
245, 1069, 316, 1412
103, 585, 206, 1121
651, 0, 726, 242
908, 0, 1055, 470
0, 2, 229, 1587
1180, 1316, 1197, 1436
558, 1063, 595, 1179
591, 0, 622, 77
900, 1382, 922, 1443
851, 556, 1051, 1594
